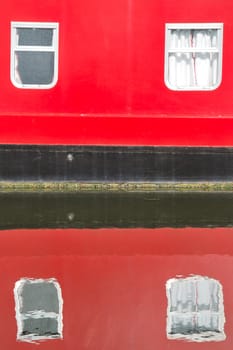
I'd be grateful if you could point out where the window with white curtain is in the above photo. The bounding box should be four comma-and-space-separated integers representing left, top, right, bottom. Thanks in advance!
165, 23, 223, 90
166, 276, 226, 342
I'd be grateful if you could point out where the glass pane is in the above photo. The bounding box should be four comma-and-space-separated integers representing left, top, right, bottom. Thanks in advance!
168, 52, 219, 89
15, 51, 54, 85
197, 313, 219, 333
20, 281, 59, 313
169, 29, 218, 50
21, 318, 59, 337
192, 29, 218, 49
196, 279, 220, 312
169, 314, 196, 335
169, 278, 196, 312
17, 28, 54, 46
170, 30, 191, 49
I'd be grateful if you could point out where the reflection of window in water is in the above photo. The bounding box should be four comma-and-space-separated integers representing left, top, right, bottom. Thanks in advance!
14, 278, 63, 342
166, 276, 226, 342
11, 23, 59, 88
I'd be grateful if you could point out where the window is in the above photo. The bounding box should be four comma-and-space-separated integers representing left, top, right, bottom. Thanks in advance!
14, 278, 63, 342
165, 23, 223, 90
166, 276, 225, 342
11, 22, 59, 89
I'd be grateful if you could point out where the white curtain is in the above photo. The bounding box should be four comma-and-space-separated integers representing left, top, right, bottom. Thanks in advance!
168, 29, 218, 89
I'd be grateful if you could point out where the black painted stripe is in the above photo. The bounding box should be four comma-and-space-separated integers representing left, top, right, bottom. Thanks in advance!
0, 145, 232, 181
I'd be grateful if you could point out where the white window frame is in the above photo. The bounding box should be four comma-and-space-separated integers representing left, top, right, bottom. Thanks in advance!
14, 278, 63, 342
164, 23, 223, 91
166, 275, 226, 342
11, 22, 59, 89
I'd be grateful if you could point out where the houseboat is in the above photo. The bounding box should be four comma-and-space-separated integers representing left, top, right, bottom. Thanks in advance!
0, 0, 232, 184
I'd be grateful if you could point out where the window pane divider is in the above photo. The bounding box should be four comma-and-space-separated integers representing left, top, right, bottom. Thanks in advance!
169, 311, 221, 316
14, 46, 55, 52
22, 311, 59, 320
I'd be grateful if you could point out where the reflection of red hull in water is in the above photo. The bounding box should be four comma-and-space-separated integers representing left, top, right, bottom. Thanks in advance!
0, 228, 233, 348
0, 0, 233, 147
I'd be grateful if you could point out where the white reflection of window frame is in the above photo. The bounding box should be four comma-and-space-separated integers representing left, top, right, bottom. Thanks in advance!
14, 278, 63, 343
164, 23, 223, 91
11, 22, 59, 89
166, 275, 226, 342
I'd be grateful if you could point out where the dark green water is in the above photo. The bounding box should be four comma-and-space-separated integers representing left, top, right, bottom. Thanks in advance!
0, 192, 232, 229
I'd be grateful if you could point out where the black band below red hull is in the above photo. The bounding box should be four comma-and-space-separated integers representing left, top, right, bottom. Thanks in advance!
0, 145, 232, 182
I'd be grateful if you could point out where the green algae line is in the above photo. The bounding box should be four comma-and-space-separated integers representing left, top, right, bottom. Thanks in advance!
0, 182, 232, 193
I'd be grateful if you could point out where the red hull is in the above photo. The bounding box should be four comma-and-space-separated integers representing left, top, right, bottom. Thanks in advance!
0, 0, 233, 146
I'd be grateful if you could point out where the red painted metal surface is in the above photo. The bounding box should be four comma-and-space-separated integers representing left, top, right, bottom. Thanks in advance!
1, 115, 233, 146
0, 0, 233, 145
0, 228, 233, 348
